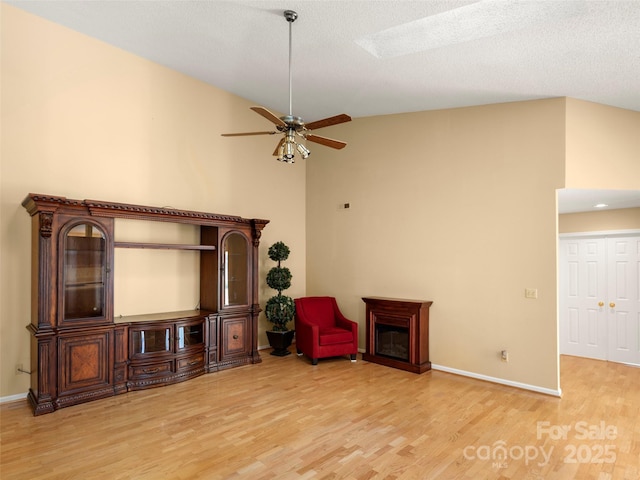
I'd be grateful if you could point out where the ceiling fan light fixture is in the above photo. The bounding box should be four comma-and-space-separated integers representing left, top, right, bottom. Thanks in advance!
284, 147, 295, 162
283, 135, 296, 163
296, 142, 311, 159
276, 142, 285, 163
221, 10, 351, 163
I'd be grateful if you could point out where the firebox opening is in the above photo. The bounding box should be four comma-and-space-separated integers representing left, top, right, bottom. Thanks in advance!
375, 324, 409, 361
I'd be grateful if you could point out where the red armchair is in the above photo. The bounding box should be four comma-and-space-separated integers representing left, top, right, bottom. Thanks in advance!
294, 296, 358, 365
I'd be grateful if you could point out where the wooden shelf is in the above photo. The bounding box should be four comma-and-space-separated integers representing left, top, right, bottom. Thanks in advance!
114, 309, 214, 325
114, 241, 216, 251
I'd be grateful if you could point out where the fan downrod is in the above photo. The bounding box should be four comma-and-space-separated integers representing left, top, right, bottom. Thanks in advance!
220, 8, 351, 158
284, 10, 298, 23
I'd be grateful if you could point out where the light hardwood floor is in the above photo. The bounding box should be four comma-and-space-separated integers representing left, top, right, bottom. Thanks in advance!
1, 353, 638, 479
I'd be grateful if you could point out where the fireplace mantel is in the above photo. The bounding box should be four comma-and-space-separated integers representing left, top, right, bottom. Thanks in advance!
362, 297, 433, 374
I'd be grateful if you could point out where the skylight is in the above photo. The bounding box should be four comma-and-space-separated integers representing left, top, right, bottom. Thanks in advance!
355, 0, 587, 59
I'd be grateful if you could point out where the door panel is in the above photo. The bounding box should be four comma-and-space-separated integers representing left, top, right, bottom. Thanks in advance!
220, 315, 250, 360
606, 237, 639, 365
58, 331, 112, 395
560, 238, 607, 359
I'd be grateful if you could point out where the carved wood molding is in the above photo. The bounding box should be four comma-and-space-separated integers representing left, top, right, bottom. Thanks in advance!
22, 194, 81, 217
85, 199, 248, 224
251, 220, 267, 246
22, 193, 270, 229
39, 212, 53, 238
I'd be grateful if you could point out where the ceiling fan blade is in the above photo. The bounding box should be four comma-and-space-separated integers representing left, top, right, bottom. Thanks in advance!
305, 114, 352, 131
306, 134, 347, 150
272, 137, 285, 156
221, 131, 277, 137
250, 106, 287, 127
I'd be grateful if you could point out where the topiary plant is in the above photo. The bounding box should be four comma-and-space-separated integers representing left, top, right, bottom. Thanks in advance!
264, 241, 295, 331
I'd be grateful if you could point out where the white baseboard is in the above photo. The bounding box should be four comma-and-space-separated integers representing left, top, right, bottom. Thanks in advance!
0, 392, 28, 404
2, 363, 561, 403
431, 364, 562, 397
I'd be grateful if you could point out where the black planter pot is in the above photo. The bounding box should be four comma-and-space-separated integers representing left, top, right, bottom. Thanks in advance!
266, 330, 295, 356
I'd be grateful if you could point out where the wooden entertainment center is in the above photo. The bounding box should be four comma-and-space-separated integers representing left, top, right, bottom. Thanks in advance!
22, 193, 268, 415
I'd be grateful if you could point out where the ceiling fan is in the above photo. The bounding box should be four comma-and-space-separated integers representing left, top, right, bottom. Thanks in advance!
221, 10, 351, 163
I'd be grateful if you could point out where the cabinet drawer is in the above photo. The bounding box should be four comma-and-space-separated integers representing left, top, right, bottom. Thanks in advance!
129, 360, 173, 379
177, 352, 205, 372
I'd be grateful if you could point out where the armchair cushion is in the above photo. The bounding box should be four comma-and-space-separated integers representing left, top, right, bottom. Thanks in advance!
319, 327, 354, 346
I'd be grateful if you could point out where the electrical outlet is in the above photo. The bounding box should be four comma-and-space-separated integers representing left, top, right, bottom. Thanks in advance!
525, 288, 538, 299
501, 350, 509, 362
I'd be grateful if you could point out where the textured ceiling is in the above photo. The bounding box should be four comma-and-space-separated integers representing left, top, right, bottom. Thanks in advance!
6, 0, 640, 213
7, 0, 640, 120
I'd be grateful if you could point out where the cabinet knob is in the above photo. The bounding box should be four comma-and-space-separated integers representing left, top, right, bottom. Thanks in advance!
609, 302, 616, 308
233, 334, 239, 340
598, 301, 604, 307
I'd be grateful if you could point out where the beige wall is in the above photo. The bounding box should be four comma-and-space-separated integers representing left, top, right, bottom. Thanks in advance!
306, 99, 567, 391
565, 98, 640, 189
0, 5, 306, 397
559, 208, 640, 234
305, 98, 638, 393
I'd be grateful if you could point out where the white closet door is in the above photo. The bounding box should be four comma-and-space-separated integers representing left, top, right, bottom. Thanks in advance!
559, 238, 607, 360
606, 236, 640, 366
559, 235, 640, 366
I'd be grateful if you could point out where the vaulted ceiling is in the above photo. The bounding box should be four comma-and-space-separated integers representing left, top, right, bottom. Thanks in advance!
6, 0, 640, 212
8, 0, 640, 119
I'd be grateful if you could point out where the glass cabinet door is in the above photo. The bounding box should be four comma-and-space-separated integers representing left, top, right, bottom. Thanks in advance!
177, 322, 205, 350
131, 326, 171, 356
62, 223, 107, 320
222, 232, 248, 307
